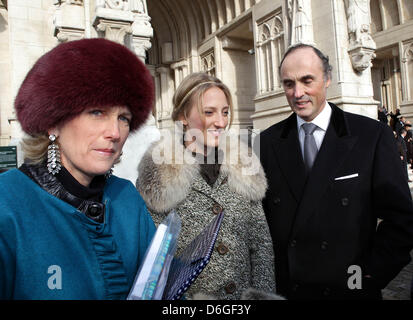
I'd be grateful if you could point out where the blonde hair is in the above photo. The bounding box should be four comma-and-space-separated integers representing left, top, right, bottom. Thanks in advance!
172, 72, 234, 127
20, 134, 50, 164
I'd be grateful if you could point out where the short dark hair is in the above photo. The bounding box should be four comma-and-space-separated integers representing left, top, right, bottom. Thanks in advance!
279, 43, 333, 81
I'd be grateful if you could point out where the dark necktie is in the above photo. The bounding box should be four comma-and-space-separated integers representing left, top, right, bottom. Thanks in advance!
302, 123, 318, 172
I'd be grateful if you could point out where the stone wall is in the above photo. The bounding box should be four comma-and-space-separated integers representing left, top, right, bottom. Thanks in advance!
1, 0, 413, 152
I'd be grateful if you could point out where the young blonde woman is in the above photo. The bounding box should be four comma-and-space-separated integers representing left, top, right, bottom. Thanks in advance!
137, 72, 277, 299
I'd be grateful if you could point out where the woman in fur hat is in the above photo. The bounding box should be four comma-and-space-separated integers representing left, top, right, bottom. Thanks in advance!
137, 72, 277, 299
0, 38, 156, 299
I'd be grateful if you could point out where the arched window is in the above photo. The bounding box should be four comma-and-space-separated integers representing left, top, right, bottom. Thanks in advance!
256, 12, 284, 94
201, 50, 216, 76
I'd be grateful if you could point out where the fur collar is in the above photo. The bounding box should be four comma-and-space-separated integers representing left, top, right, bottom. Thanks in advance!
137, 129, 267, 213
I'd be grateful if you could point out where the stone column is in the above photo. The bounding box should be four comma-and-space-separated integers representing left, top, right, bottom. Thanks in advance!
53, 0, 85, 42
270, 39, 278, 91
93, 2, 134, 44
173, 68, 180, 90
171, 60, 189, 89
131, 36, 151, 62
130, 0, 152, 61
330, 0, 378, 119
156, 66, 173, 126
93, 1, 153, 61
400, 42, 413, 118
255, 43, 263, 94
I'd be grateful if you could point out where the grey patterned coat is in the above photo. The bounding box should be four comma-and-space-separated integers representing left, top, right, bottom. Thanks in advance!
137, 132, 276, 299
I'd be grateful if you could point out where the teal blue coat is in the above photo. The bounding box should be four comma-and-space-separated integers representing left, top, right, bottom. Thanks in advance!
0, 169, 156, 300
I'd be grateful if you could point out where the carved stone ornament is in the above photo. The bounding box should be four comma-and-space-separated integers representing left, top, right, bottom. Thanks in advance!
94, 0, 152, 59
345, 0, 376, 72
54, 0, 83, 5
131, 37, 151, 61
131, 7, 152, 37
348, 46, 376, 72
53, 0, 85, 42
96, 20, 132, 44
405, 44, 413, 61
55, 29, 83, 42
0, 0, 6, 9
129, 0, 146, 13
106, 0, 124, 10
96, 0, 128, 10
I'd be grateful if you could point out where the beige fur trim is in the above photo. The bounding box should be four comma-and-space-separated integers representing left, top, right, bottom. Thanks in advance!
137, 129, 267, 212
137, 136, 198, 213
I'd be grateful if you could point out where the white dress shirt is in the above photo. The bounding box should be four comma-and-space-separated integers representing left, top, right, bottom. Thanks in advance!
297, 102, 332, 157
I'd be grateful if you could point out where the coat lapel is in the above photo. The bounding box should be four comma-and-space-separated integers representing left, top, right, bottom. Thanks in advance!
291, 103, 358, 237
271, 114, 307, 203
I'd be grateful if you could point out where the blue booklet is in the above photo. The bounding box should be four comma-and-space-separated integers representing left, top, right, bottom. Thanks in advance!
162, 211, 225, 300
128, 211, 181, 300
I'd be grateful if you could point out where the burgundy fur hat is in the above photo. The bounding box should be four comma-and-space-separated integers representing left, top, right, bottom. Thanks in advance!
15, 38, 154, 134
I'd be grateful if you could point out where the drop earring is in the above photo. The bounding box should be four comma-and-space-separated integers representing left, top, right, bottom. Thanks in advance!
105, 167, 113, 179
47, 134, 62, 175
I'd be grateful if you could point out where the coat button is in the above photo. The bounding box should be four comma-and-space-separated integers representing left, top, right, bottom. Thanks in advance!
290, 239, 297, 248
212, 203, 223, 215
217, 243, 229, 255
323, 287, 331, 296
273, 197, 281, 205
321, 241, 328, 250
88, 203, 103, 217
292, 284, 299, 292
341, 197, 349, 206
224, 282, 236, 294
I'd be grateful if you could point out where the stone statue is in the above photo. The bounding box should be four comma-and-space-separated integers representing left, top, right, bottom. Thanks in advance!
97, 0, 127, 10
346, 0, 375, 48
288, 0, 314, 45
287, 0, 293, 21
129, 0, 145, 13
345, 0, 376, 72
95, 0, 147, 13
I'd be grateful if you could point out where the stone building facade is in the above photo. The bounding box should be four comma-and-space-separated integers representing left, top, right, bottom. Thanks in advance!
0, 0, 412, 177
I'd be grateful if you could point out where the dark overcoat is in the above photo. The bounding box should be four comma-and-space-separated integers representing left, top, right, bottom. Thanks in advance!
258, 103, 413, 299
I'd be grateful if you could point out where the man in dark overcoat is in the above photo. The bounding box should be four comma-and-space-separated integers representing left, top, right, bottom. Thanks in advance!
257, 44, 413, 300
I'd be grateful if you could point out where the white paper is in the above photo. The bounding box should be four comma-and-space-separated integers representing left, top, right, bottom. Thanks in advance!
129, 224, 167, 298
